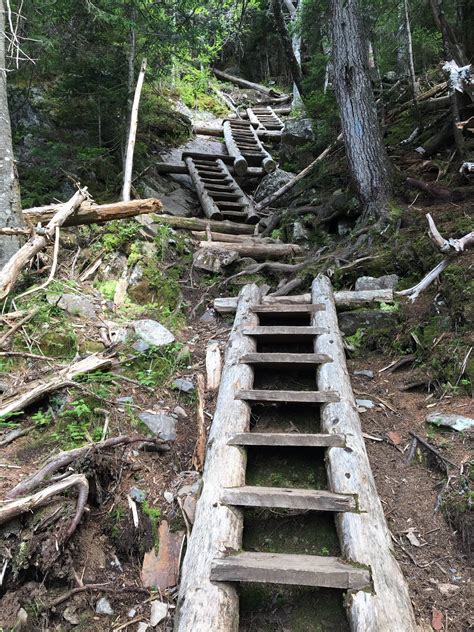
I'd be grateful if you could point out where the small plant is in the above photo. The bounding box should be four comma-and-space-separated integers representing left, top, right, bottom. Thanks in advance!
31, 410, 53, 427
345, 328, 365, 350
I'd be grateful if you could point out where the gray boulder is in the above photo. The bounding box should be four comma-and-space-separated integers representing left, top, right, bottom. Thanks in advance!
173, 378, 195, 394
47, 293, 97, 320
254, 169, 294, 202
339, 309, 398, 336
355, 275, 399, 291
139, 411, 177, 441
132, 319, 175, 347
281, 118, 315, 147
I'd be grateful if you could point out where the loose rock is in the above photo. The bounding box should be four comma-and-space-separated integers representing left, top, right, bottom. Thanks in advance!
47, 293, 97, 320
174, 405, 188, 419
96, 597, 114, 615
133, 319, 175, 347
173, 378, 195, 394
354, 369, 374, 379
130, 486, 146, 503
139, 411, 177, 441
150, 600, 169, 626
355, 274, 399, 291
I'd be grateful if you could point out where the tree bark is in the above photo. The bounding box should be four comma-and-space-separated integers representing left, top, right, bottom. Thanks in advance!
271, 0, 303, 99
330, 0, 392, 221
0, 0, 24, 268
122, 57, 147, 202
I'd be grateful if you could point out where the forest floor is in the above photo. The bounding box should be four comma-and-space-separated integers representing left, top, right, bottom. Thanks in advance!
1, 86, 473, 632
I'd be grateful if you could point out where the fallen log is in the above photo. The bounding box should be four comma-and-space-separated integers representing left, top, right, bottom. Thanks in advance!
0, 473, 89, 539
213, 68, 284, 98
312, 276, 417, 630
147, 214, 255, 236
23, 197, 163, 227
214, 289, 394, 313
405, 177, 452, 199
192, 231, 273, 243
176, 284, 261, 631
0, 354, 111, 420
0, 188, 87, 300
199, 240, 302, 260
255, 134, 343, 211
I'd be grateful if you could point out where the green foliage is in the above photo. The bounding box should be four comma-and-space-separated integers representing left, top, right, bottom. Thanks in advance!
123, 342, 187, 388
31, 410, 53, 427
101, 221, 141, 252
345, 328, 366, 350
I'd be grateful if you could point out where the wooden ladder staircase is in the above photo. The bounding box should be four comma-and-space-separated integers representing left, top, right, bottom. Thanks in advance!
246, 106, 285, 131
175, 277, 417, 632
183, 156, 258, 224
223, 119, 276, 174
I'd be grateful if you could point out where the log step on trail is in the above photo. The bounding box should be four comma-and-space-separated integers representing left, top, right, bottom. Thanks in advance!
221, 486, 356, 512
184, 157, 258, 224
176, 276, 417, 632
227, 432, 347, 448
211, 552, 370, 589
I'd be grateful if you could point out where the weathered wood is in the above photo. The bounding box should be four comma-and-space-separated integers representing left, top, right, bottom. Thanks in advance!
185, 158, 223, 221
213, 289, 394, 313
153, 215, 254, 235
240, 352, 331, 365
206, 341, 222, 392
0, 189, 87, 299
23, 198, 163, 227
175, 284, 261, 632
223, 121, 248, 176
0, 354, 111, 419
250, 304, 325, 313
216, 159, 259, 224
122, 58, 147, 201
312, 275, 416, 631
221, 486, 356, 512
235, 389, 340, 403
246, 108, 261, 128
210, 552, 370, 590
213, 68, 285, 98
199, 241, 301, 260
192, 232, 266, 244
242, 326, 325, 336
228, 432, 346, 448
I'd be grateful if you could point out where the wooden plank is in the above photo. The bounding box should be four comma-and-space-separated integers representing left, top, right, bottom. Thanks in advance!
242, 326, 326, 336
210, 552, 371, 590
250, 304, 325, 313
228, 432, 346, 448
153, 215, 254, 235
312, 276, 417, 630
221, 486, 356, 512
240, 353, 331, 365
235, 390, 340, 403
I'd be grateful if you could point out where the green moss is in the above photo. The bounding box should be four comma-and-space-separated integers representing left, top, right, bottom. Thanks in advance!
246, 447, 327, 490
94, 279, 117, 300
239, 584, 349, 631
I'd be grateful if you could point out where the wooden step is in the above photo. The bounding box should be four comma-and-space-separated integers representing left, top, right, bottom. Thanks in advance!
240, 352, 331, 365
216, 200, 249, 210
228, 432, 346, 448
221, 486, 356, 512
251, 304, 325, 313
235, 389, 340, 403
242, 326, 327, 337
222, 211, 248, 218
210, 552, 371, 589
208, 191, 242, 200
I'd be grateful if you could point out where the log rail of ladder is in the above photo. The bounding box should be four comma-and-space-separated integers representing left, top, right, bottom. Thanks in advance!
175, 277, 416, 632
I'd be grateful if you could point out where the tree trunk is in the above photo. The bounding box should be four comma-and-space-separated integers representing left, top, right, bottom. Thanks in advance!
122, 57, 147, 202
330, 0, 392, 221
271, 0, 303, 99
0, 0, 24, 268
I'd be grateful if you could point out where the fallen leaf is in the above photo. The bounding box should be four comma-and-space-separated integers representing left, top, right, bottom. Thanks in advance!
431, 607, 443, 631
387, 431, 402, 445
406, 530, 421, 547
141, 520, 184, 589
